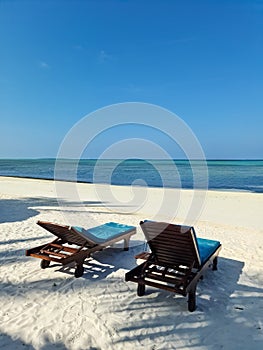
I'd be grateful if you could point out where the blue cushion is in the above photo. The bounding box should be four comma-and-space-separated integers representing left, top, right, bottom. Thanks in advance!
197, 238, 221, 264
72, 222, 136, 244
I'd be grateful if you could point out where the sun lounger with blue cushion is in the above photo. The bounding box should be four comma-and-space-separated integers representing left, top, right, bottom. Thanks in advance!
26, 221, 136, 277
125, 220, 221, 311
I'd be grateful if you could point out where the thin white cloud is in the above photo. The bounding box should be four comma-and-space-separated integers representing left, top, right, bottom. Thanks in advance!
98, 50, 112, 63
123, 84, 144, 94
39, 61, 50, 69
73, 44, 84, 50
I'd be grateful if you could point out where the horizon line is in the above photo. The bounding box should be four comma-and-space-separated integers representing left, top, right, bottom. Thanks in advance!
0, 157, 263, 161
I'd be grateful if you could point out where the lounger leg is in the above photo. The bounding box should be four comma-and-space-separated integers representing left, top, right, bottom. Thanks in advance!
188, 286, 197, 312
124, 237, 130, 251
137, 283, 145, 296
74, 263, 84, 278
212, 256, 218, 271
40, 259, 50, 269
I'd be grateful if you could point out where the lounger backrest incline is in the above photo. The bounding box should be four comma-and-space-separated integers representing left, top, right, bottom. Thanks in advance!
37, 221, 91, 246
140, 221, 201, 268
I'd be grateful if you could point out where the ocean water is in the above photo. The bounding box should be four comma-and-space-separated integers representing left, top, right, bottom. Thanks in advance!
0, 159, 263, 193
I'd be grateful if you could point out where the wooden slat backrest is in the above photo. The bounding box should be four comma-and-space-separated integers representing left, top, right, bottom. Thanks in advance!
37, 221, 89, 246
140, 221, 201, 268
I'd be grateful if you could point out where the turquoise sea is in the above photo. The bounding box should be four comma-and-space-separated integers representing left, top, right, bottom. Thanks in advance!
0, 159, 263, 193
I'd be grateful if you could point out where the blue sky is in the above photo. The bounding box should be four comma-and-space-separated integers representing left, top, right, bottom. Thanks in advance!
0, 0, 262, 159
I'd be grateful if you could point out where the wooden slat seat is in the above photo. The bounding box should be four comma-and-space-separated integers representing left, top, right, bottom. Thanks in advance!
125, 220, 221, 312
26, 220, 136, 278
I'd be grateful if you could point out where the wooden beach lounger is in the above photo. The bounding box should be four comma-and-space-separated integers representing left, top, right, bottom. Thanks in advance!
125, 220, 221, 311
26, 221, 136, 278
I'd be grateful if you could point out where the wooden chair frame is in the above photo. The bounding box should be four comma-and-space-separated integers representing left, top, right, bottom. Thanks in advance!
125, 221, 221, 311
26, 221, 136, 278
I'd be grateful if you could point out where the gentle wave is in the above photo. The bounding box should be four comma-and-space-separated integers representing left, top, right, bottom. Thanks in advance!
0, 159, 263, 193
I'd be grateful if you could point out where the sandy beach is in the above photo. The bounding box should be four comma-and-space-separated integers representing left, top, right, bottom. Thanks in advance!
0, 176, 262, 350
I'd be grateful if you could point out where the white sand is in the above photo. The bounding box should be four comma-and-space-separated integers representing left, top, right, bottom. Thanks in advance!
0, 176, 262, 349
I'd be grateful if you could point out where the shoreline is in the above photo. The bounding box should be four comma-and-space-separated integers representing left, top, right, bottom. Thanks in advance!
0, 174, 261, 194
1, 176, 263, 231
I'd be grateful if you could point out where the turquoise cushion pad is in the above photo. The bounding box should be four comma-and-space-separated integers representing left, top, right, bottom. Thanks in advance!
143, 220, 220, 265
72, 222, 136, 244
197, 238, 221, 264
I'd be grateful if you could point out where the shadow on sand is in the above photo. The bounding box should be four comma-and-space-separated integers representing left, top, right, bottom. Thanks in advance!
0, 196, 137, 224
1, 248, 263, 349
0, 332, 67, 350
0, 197, 109, 224
113, 256, 263, 349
